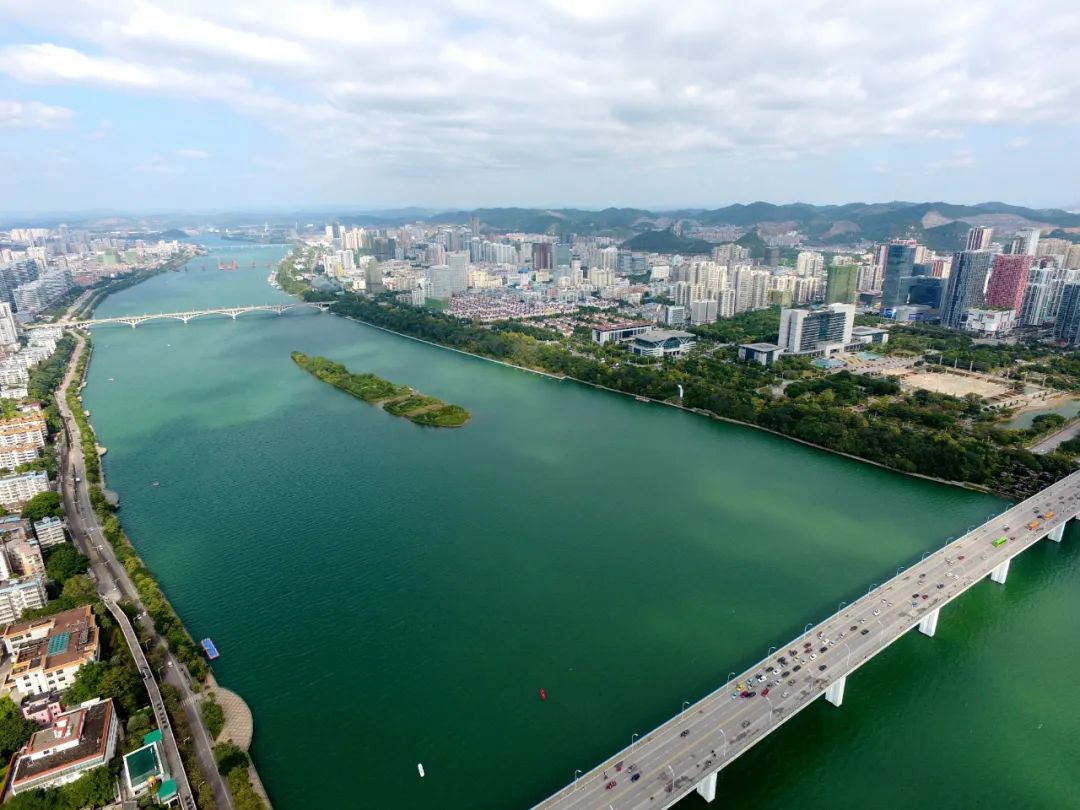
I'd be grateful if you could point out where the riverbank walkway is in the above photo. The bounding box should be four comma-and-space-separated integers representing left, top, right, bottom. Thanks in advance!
533, 469, 1080, 809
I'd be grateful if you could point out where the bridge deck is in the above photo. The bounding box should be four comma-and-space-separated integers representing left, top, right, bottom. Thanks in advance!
533, 471, 1080, 810
27, 302, 328, 329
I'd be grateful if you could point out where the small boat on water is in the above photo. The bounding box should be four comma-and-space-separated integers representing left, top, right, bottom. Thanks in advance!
151, 481, 160, 487
635, 396, 648, 402
201, 638, 220, 660
539, 688, 547, 701
417, 763, 425, 778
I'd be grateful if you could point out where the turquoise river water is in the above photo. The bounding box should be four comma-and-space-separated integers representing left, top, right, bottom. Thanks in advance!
82, 241, 1080, 809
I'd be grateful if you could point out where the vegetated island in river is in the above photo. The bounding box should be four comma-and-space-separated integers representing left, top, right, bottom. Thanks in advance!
291, 351, 470, 427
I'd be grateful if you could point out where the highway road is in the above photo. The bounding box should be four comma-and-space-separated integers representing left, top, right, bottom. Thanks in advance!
55, 331, 233, 810
534, 471, 1080, 810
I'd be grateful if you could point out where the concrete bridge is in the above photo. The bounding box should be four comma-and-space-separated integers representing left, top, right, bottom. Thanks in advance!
30, 301, 330, 329
533, 470, 1080, 810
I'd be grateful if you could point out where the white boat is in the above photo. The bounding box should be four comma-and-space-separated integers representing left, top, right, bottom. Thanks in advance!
417, 763, 425, 778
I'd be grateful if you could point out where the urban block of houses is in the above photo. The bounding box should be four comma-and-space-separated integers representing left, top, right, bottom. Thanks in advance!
20, 690, 65, 726
3, 606, 100, 697
9, 698, 118, 795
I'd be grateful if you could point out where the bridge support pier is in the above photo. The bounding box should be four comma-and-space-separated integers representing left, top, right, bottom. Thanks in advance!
1048, 522, 1066, 543
695, 771, 717, 803
918, 607, 940, 637
824, 675, 847, 707
990, 559, 1010, 585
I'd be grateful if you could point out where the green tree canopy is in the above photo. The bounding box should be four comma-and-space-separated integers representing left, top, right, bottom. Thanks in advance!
0, 695, 36, 760
45, 545, 89, 585
214, 741, 250, 776
20, 491, 63, 523
65, 661, 145, 715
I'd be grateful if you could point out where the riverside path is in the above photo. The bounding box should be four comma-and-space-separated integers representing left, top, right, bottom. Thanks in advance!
533, 471, 1080, 810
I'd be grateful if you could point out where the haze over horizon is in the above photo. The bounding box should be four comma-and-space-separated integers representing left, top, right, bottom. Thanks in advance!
2, 0, 1079, 213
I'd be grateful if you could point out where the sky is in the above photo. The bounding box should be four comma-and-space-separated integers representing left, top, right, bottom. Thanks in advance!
1, 0, 1079, 214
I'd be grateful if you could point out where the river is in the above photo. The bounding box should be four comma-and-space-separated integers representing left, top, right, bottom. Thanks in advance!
82, 240, 1080, 809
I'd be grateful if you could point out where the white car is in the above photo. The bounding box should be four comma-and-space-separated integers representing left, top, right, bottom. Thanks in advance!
873, 609, 881, 616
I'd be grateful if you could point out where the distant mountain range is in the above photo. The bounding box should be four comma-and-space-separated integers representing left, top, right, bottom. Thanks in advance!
5, 202, 1080, 253
423, 202, 1080, 252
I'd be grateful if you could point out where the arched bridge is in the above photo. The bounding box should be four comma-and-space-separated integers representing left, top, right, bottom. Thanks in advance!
31, 302, 331, 329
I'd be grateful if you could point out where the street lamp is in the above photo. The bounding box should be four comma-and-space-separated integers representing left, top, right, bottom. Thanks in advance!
767, 645, 776, 656
804, 622, 813, 633
838, 601, 847, 613
574, 769, 582, 789
866, 583, 878, 596
895, 565, 905, 576
631, 733, 639, 750
682, 701, 690, 716
726, 671, 736, 684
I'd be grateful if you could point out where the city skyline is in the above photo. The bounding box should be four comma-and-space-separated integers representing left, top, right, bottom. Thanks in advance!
2, 0, 1080, 212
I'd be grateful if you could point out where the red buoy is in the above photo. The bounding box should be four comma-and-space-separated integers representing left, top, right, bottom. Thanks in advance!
539, 688, 547, 701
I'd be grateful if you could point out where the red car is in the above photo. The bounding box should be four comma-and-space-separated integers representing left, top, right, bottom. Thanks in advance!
605, 781, 617, 791
761, 687, 770, 696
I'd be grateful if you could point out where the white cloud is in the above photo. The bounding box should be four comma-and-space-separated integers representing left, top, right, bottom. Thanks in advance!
0, 99, 74, 129
1, 0, 1079, 197
85, 119, 111, 140
931, 149, 978, 170
135, 158, 180, 174
176, 148, 211, 159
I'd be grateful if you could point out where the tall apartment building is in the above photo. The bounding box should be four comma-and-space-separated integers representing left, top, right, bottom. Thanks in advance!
1054, 283, 1080, 346
33, 516, 66, 549
778, 304, 855, 356
0, 444, 40, 470
531, 242, 552, 271
3, 606, 101, 697
0, 576, 46, 625
0, 415, 47, 448
0, 302, 18, 351
941, 251, 992, 329
966, 226, 993, 251
0, 471, 48, 509
985, 254, 1032, 312
1019, 267, 1055, 326
795, 251, 825, 279
881, 241, 917, 310
733, 267, 770, 312
825, 265, 857, 305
